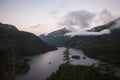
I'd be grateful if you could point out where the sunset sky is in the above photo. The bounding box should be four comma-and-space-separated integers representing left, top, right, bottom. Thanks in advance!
0, 0, 120, 35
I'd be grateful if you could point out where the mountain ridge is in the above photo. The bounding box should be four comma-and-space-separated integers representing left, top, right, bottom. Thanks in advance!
39, 28, 71, 47
67, 17, 120, 64
0, 22, 56, 80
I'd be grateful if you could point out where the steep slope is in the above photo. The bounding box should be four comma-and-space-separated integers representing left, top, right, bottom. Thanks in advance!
39, 28, 71, 47
88, 18, 120, 32
0, 22, 18, 31
0, 22, 56, 80
0, 23, 56, 56
67, 18, 120, 64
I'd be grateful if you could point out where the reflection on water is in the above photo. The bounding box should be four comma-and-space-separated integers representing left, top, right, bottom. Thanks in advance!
69, 48, 98, 65
16, 47, 99, 80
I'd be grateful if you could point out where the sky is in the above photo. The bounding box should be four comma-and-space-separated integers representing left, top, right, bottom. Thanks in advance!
0, 0, 120, 35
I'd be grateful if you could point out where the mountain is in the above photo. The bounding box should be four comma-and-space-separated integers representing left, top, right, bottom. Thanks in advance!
39, 34, 46, 40
39, 28, 71, 47
0, 22, 56, 56
0, 22, 18, 31
88, 18, 120, 32
0, 22, 56, 80
67, 18, 120, 64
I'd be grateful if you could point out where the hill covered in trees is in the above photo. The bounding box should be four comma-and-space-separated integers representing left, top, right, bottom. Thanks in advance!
67, 18, 120, 64
47, 48, 119, 80
0, 22, 56, 80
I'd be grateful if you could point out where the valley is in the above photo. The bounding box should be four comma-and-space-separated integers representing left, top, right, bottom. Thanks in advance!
1, 18, 120, 80
1, 0, 120, 80
16, 47, 99, 80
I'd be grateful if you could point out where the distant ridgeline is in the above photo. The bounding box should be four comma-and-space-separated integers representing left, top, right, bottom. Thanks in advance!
0, 22, 56, 80
67, 18, 120, 64
39, 28, 71, 47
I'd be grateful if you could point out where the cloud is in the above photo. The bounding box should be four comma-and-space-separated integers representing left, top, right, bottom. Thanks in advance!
90, 9, 116, 28
30, 24, 47, 29
59, 10, 95, 31
110, 18, 120, 30
50, 10, 60, 15
64, 10, 119, 37
65, 29, 110, 37
59, 9, 116, 31
30, 24, 41, 28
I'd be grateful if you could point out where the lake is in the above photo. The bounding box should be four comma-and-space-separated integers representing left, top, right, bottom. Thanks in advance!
15, 47, 101, 80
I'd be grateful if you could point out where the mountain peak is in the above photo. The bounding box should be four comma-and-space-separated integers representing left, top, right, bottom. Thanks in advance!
0, 22, 18, 31
89, 17, 120, 32
39, 28, 71, 47
47, 28, 70, 37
